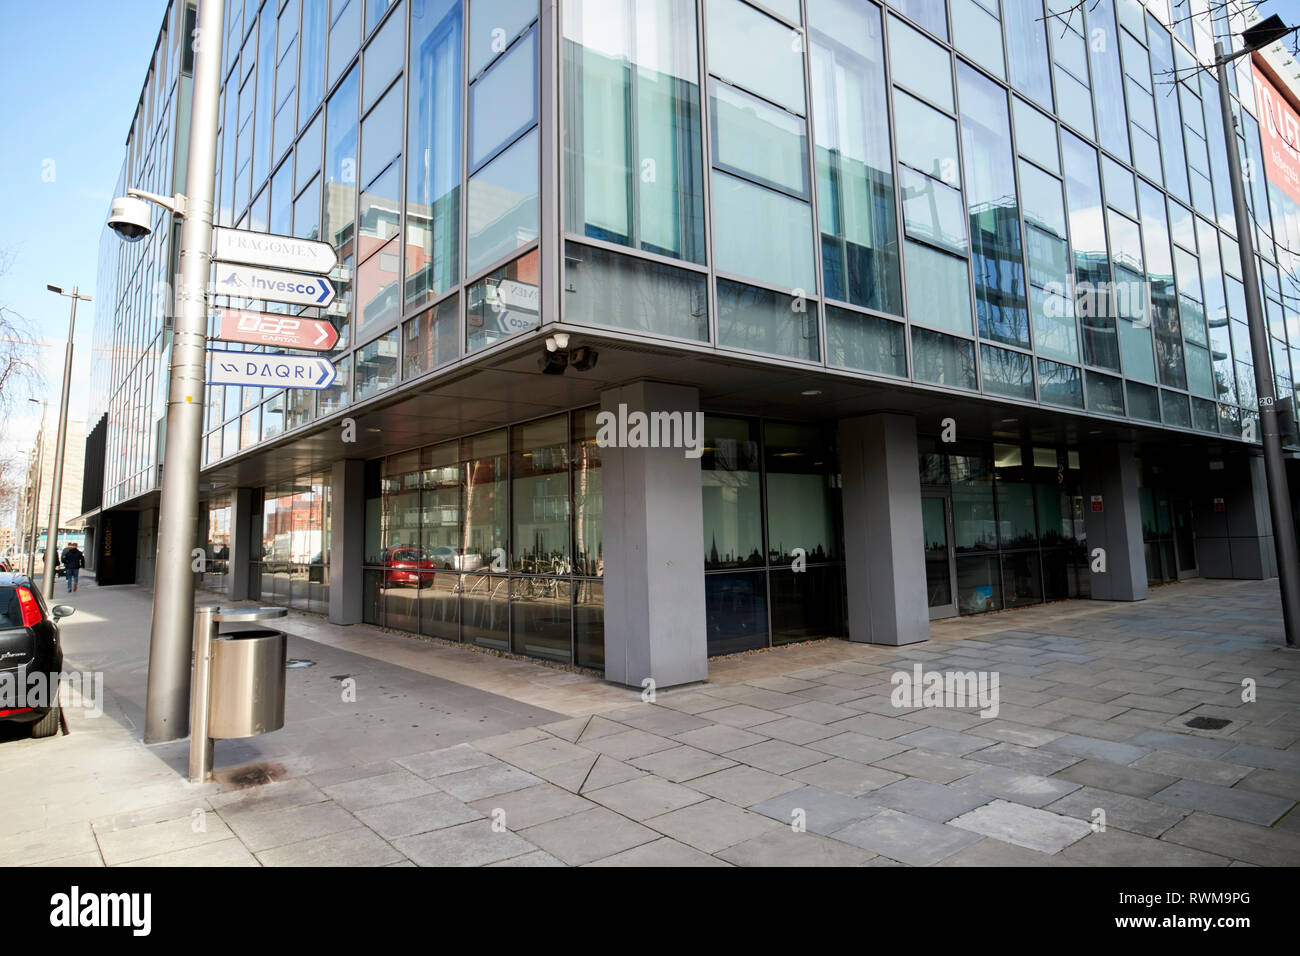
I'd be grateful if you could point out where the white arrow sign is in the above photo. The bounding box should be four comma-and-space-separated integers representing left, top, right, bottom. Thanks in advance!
213, 227, 337, 274
207, 349, 337, 390
210, 264, 336, 307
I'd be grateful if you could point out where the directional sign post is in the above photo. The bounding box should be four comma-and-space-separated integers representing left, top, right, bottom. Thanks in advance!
217, 308, 339, 350
213, 227, 337, 274
210, 264, 335, 308
207, 348, 337, 390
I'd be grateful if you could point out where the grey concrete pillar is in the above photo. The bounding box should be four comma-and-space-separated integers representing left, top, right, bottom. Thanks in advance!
837, 413, 929, 646
330, 459, 365, 625
1194, 452, 1277, 579
1081, 442, 1148, 601
227, 487, 254, 601
601, 382, 709, 688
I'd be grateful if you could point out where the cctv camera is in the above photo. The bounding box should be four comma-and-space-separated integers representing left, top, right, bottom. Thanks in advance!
108, 196, 153, 242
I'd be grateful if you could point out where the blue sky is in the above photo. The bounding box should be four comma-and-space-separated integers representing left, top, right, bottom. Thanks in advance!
0, 0, 169, 483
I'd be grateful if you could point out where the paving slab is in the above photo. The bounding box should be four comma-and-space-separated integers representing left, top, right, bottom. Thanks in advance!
585, 776, 708, 820
748, 786, 880, 835
1221, 743, 1300, 773
1046, 786, 1189, 838
223, 801, 361, 852
872, 749, 981, 784
788, 757, 904, 796
353, 791, 485, 839
724, 739, 829, 774
1151, 779, 1294, 826
1126, 730, 1236, 759
393, 819, 537, 867
1131, 750, 1253, 787
807, 731, 910, 764
958, 765, 1080, 808
644, 798, 782, 853
467, 783, 595, 830
258, 826, 405, 866
672, 724, 770, 754
320, 769, 440, 810
687, 765, 806, 806
716, 828, 877, 867
1058, 828, 1230, 866
519, 807, 659, 866
433, 763, 543, 802
585, 837, 732, 867
1044, 734, 1150, 765
892, 726, 993, 757
948, 800, 1092, 854
627, 745, 737, 782
861, 777, 992, 822
832, 808, 982, 865
968, 741, 1081, 776
394, 743, 500, 779
1050, 758, 1179, 798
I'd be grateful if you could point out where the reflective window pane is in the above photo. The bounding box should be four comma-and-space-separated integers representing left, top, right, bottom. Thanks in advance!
706, 0, 805, 114
564, 241, 708, 341
466, 248, 539, 351
710, 80, 809, 197
562, 0, 706, 263
711, 170, 815, 291
809, 0, 902, 314
717, 278, 819, 361
469, 0, 537, 78
905, 240, 971, 335
466, 126, 539, 277
403, 295, 459, 378
912, 326, 977, 389
469, 27, 537, 169
355, 328, 399, 399
826, 305, 906, 377
888, 15, 952, 111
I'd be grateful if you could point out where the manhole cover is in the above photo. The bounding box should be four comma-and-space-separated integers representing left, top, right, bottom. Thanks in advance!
286, 659, 315, 669
1186, 716, 1231, 730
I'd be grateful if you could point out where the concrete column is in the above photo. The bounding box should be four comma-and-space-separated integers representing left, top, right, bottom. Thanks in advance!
1081, 441, 1148, 601
837, 413, 928, 646
329, 459, 365, 625
227, 487, 254, 601
600, 382, 709, 688
1195, 451, 1277, 579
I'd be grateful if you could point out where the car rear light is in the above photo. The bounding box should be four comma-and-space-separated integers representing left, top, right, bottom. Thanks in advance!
15, 587, 41, 627
0, 707, 33, 717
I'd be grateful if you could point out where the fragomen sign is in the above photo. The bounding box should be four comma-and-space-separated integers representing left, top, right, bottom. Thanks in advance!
207, 348, 336, 389
213, 227, 337, 274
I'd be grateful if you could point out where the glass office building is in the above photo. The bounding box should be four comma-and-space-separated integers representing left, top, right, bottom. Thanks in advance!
91, 0, 1300, 686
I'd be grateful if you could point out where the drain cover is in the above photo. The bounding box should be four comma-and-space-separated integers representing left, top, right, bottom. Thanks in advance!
285, 659, 316, 669
1186, 716, 1231, 730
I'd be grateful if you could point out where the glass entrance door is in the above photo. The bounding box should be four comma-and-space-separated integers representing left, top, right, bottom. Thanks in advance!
1173, 498, 1198, 578
923, 494, 957, 619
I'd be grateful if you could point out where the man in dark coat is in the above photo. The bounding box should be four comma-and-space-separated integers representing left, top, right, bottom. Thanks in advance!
60, 542, 85, 593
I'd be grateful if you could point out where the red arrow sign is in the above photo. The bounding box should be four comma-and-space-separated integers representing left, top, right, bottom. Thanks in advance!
217, 309, 338, 351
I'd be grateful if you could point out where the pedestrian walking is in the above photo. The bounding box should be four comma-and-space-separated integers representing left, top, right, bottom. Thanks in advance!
60, 542, 84, 593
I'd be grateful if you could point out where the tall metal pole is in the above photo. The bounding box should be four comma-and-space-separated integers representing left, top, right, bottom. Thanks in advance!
42, 288, 88, 599
1216, 41, 1300, 648
26, 407, 44, 579
144, 0, 224, 743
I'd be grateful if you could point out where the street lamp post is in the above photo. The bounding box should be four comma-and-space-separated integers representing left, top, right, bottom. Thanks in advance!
137, 0, 225, 743
42, 285, 90, 599
26, 399, 44, 579
1214, 18, 1300, 647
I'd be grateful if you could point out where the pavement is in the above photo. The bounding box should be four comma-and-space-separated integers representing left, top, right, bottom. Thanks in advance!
3, 576, 1300, 866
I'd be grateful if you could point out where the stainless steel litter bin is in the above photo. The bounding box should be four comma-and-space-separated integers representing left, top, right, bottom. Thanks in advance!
209, 627, 287, 738
189, 605, 289, 782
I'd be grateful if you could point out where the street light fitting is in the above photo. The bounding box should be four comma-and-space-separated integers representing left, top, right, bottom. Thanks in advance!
1242, 15, 1290, 54
46, 284, 61, 294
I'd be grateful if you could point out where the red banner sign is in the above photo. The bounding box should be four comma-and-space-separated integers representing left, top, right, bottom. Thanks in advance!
217, 309, 338, 351
1252, 61, 1300, 206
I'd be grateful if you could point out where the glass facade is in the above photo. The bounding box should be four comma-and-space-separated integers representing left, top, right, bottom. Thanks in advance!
362, 410, 604, 667
702, 416, 846, 654
250, 474, 332, 614
90, 0, 1300, 656
920, 438, 1089, 615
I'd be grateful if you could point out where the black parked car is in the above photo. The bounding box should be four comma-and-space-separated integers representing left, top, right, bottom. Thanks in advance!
0, 572, 74, 738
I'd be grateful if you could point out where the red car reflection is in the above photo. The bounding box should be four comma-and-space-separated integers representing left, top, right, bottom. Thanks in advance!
381, 548, 435, 587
